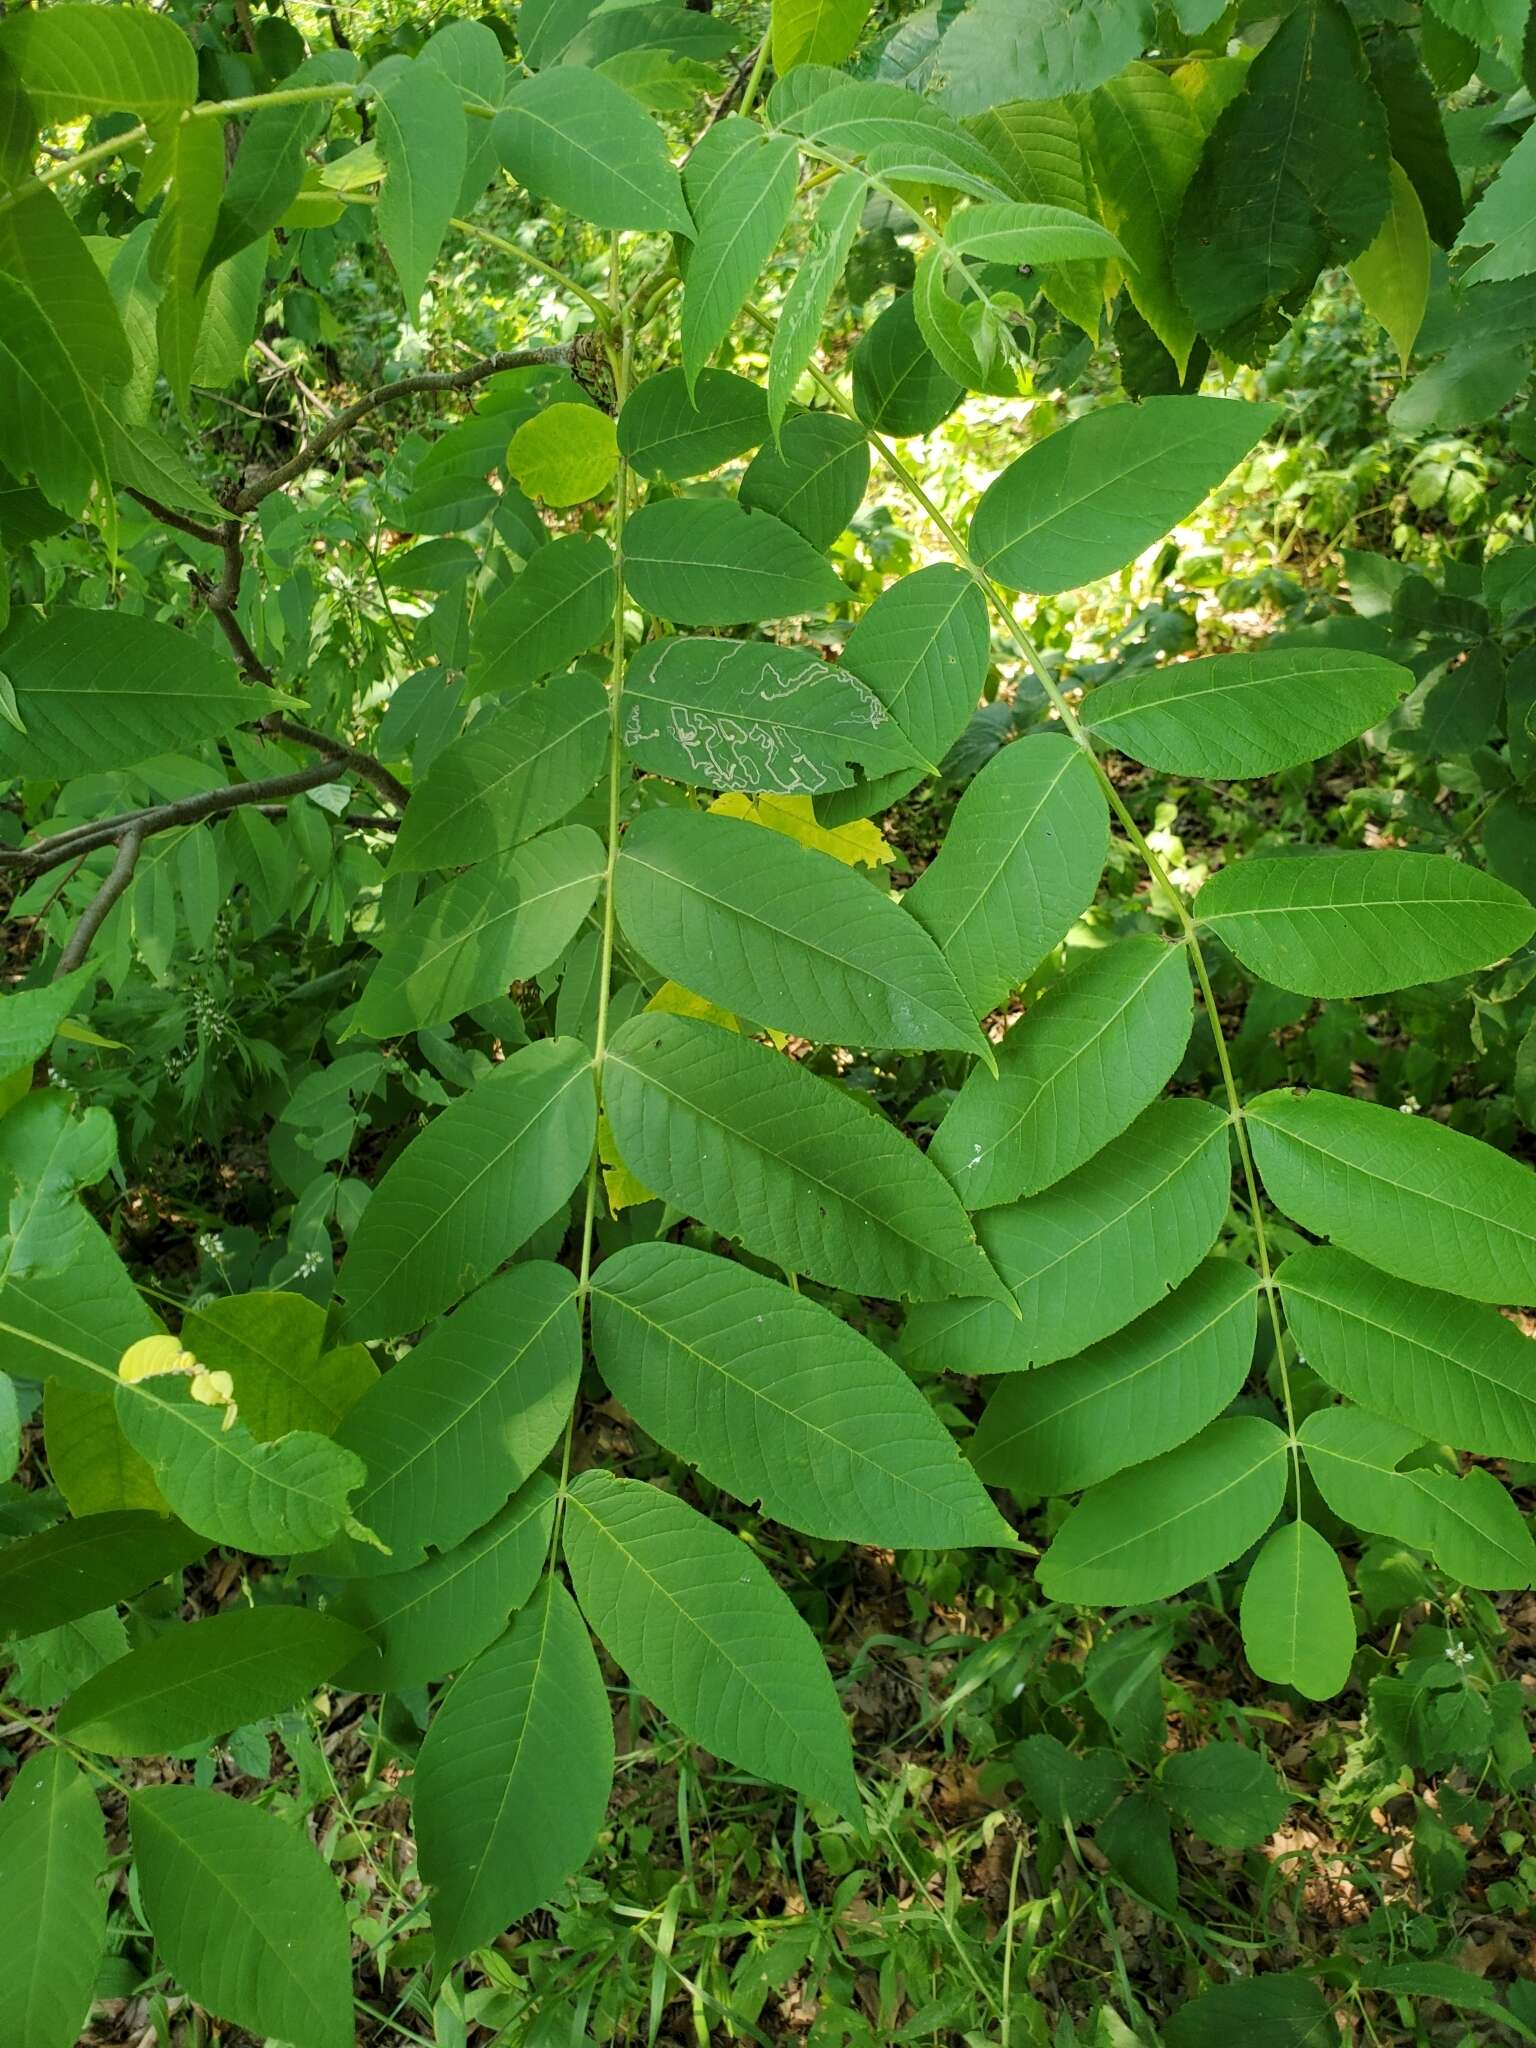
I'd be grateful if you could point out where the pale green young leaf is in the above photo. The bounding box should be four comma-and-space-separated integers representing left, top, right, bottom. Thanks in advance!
308, 1263, 579, 1578
358, 826, 603, 1037
0, 1752, 106, 2048
905, 1098, 1233, 1372
620, 635, 913, 795
818, 562, 989, 826
615, 807, 989, 1057
388, 672, 609, 873
1240, 1519, 1356, 1701
772, 0, 874, 72
131, 1786, 352, 2048
0, 275, 113, 516
115, 1382, 366, 1556
931, 937, 1192, 1208
618, 367, 770, 479
1349, 161, 1431, 368
768, 171, 867, 433
333, 1037, 594, 1341
331, 1473, 556, 1691
0, 610, 253, 777
682, 133, 799, 394
471, 532, 614, 691
1195, 851, 1534, 997
0, 5, 196, 121
0, 1511, 204, 1639
971, 397, 1280, 594
904, 733, 1107, 1015
506, 402, 618, 507
376, 58, 468, 315
624, 497, 845, 626
493, 66, 692, 234
604, 1013, 1009, 1303
150, 115, 223, 413
1038, 1416, 1288, 1605
1084, 648, 1411, 778
1249, 1087, 1536, 1303
179, 1290, 376, 1442
1276, 1244, 1536, 1458
739, 411, 870, 550
57, 1606, 369, 1754
970, 1259, 1258, 1497
416, 1576, 613, 1968
1086, 64, 1204, 374
945, 200, 1121, 266
592, 1243, 1009, 1545
564, 1471, 859, 1812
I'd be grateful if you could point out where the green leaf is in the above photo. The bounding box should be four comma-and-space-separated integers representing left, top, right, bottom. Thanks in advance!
1014, 1733, 1128, 1824
420, 20, 506, 209
388, 672, 609, 873
1038, 1415, 1288, 1604
416, 1576, 613, 1967
772, 0, 873, 71
624, 498, 845, 626
106, 418, 223, 521
203, 55, 357, 276
0, 1090, 117, 1283
0, 1752, 106, 2048
564, 1471, 858, 1812
1164, 1975, 1333, 2048
1240, 1519, 1356, 1701
1084, 648, 1411, 777
0, 609, 253, 777
591, 1243, 1009, 1545
179, 1290, 376, 1442
1196, 851, 1536, 998
1174, 0, 1390, 355
906, 1098, 1233, 1372
309, 1263, 579, 1577
970, 1258, 1258, 1497
0, 181, 132, 388
0, 274, 112, 516
131, 1785, 352, 2048
44, 1379, 165, 1517
115, 1381, 366, 1555
776, 80, 1012, 201
331, 1473, 556, 1691
1161, 1742, 1289, 1849
1349, 160, 1431, 369
903, 733, 1107, 1014
818, 562, 990, 826
971, 396, 1279, 594
507, 401, 618, 507
615, 807, 988, 1057
1366, 28, 1464, 250
1086, 64, 1204, 374
768, 171, 867, 434
471, 532, 614, 691
359, 826, 603, 1037
683, 133, 798, 394
618, 367, 770, 480
493, 66, 692, 234
931, 937, 1192, 1207
946, 199, 1120, 266
0, 968, 91, 1071
963, 98, 1106, 339
603, 1012, 1008, 1302
1455, 120, 1536, 288
1403, 1465, 1536, 1588
57, 1605, 369, 1754
1276, 1244, 1536, 1458
376, 57, 467, 315
739, 412, 870, 550
938, 0, 1153, 115
150, 114, 223, 413
0, 1213, 158, 1396
0, 5, 196, 121
620, 635, 913, 795
850, 290, 962, 438
0, 1510, 203, 1638
912, 247, 1020, 397
333, 1036, 595, 1341
1249, 1088, 1536, 1304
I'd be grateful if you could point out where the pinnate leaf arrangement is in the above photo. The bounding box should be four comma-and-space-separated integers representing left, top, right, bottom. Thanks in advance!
0, 0, 1532, 2037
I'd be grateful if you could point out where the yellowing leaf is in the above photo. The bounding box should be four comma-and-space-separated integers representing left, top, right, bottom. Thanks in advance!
599, 1111, 654, 1213
507, 402, 620, 508
1348, 160, 1429, 371
709, 791, 894, 869
646, 982, 740, 1032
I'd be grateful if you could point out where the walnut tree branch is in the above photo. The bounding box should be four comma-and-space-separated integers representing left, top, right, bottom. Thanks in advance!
54, 827, 145, 978
265, 716, 410, 812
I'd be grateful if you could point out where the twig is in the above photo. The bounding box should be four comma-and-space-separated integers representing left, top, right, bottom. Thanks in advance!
266, 716, 411, 812
230, 344, 576, 513
54, 828, 145, 978
7, 762, 351, 879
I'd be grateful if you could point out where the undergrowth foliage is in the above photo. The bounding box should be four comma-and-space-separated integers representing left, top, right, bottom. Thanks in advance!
1, 0, 1535, 2040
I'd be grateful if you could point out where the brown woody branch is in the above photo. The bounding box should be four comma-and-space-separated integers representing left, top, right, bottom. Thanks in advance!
264, 716, 410, 812
53, 827, 145, 978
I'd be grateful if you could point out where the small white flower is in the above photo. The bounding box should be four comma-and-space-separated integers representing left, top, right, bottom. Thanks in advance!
197, 1232, 226, 1260
1398, 1096, 1420, 1114
295, 1248, 324, 1280
1445, 1639, 1475, 1670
